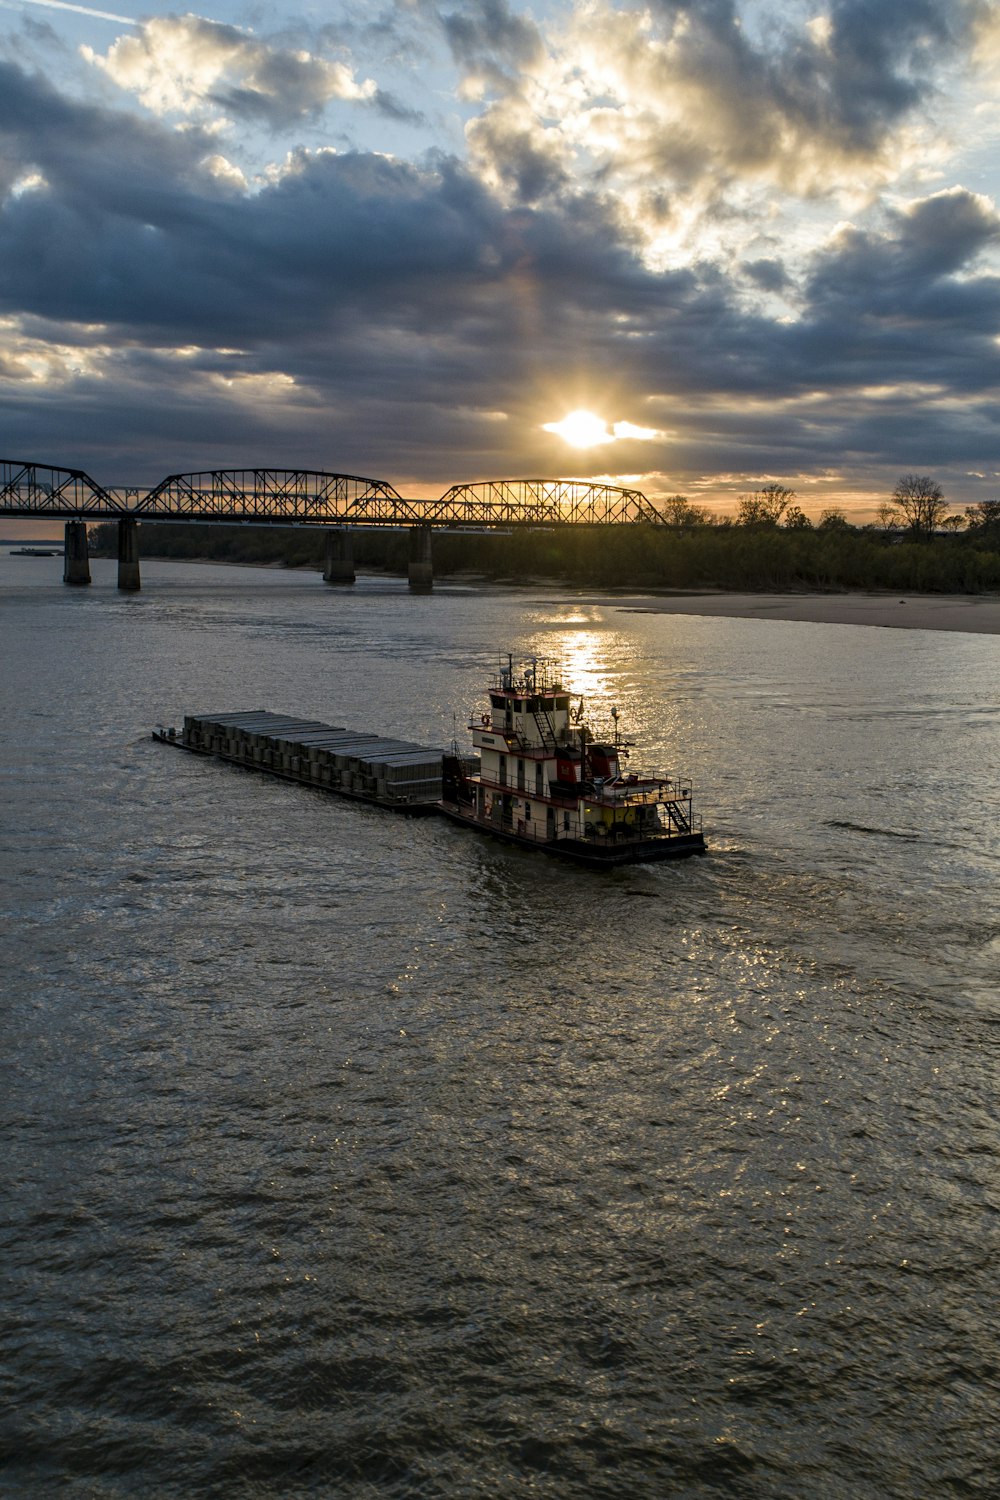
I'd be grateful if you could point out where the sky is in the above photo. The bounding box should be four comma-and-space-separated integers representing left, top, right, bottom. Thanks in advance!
2, 0, 1000, 519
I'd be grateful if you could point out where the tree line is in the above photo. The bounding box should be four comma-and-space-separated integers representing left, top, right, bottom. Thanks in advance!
88, 474, 1000, 593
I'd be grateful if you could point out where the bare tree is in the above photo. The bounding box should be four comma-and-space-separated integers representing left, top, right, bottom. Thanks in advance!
872, 501, 899, 533
891, 474, 948, 537
735, 483, 795, 526
964, 499, 1000, 532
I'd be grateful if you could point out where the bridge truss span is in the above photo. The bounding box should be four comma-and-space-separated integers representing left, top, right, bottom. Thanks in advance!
427, 478, 665, 527
0, 461, 122, 516
1, 462, 668, 529
136, 468, 417, 524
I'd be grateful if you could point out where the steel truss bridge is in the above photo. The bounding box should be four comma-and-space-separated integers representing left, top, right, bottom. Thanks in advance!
0, 461, 666, 528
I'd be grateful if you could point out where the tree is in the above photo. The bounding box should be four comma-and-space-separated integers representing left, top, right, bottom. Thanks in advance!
735, 483, 795, 527
872, 501, 900, 533
818, 506, 850, 530
783, 504, 812, 529
659, 493, 710, 526
964, 499, 1000, 534
891, 474, 948, 538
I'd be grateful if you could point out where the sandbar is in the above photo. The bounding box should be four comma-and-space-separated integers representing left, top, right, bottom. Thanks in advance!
602, 590, 1000, 635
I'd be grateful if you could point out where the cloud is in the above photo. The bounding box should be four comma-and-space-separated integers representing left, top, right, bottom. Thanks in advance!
83, 14, 377, 127
454, 0, 988, 268
2, 3, 1000, 508
465, 100, 572, 202
441, 0, 545, 98
805, 188, 1000, 323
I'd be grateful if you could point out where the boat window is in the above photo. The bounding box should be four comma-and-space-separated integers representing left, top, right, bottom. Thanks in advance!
490, 695, 504, 710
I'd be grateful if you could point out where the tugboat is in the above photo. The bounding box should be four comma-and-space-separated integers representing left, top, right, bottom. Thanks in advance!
439, 656, 706, 865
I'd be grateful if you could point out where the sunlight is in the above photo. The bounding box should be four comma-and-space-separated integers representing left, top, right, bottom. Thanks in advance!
543, 409, 661, 447
548, 629, 620, 717
543, 409, 613, 448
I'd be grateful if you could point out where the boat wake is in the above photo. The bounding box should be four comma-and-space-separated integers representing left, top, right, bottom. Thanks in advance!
825, 819, 921, 841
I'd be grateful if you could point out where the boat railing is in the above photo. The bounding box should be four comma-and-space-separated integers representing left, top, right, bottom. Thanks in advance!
586, 777, 694, 807
471, 769, 695, 810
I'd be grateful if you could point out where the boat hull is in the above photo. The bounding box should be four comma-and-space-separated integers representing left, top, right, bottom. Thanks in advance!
437, 801, 706, 865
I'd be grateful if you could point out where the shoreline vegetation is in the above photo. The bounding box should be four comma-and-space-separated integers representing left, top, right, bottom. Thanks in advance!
89, 510, 1000, 596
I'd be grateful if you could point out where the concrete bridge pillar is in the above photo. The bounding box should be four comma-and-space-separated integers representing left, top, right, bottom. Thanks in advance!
63, 520, 91, 586
117, 516, 141, 591
323, 527, 355, 584
408, 524, 433, 592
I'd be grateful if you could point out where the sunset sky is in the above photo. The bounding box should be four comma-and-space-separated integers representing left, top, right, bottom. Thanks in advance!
2, 0, 1000, 517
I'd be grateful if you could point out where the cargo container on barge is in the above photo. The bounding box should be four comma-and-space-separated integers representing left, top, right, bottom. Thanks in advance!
152, 710, 444, 811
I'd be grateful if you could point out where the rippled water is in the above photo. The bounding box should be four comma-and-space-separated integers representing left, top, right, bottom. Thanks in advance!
2, 556, 998, 1498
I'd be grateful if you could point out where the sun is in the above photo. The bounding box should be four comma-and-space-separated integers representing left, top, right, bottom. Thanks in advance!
543, 409, 613, 448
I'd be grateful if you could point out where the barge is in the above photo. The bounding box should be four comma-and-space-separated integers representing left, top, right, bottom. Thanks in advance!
153, 661, 707, 865
152, 710, 445, 812
439, 656, 705, 865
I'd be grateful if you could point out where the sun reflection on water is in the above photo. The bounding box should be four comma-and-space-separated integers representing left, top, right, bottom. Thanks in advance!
519, 618, 696, 774
523, 626, 642, 741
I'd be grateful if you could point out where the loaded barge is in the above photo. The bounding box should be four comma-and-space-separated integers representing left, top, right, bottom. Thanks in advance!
153, 659, 707, 865
152, 711, 445, 811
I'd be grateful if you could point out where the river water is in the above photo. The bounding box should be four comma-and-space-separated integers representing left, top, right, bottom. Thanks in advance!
2, 556, 997, 1498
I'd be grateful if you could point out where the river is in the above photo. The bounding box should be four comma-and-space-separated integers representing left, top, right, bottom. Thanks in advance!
2, 555, 997, 1498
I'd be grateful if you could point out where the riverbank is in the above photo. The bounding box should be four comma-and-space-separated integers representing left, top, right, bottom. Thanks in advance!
599, 589, 1000, 634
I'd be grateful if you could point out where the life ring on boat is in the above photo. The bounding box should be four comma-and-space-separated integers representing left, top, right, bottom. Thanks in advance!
480, 714, 490, 725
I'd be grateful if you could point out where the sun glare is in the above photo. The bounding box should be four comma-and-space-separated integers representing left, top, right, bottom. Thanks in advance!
543, 409, 661, 447
543, 409, 613, 448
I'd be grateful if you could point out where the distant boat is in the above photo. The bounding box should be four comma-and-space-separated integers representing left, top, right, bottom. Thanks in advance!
10, 547, 59, 557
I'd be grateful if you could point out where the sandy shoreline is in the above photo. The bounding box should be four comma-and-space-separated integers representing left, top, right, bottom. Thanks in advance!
594, 589, 1000, 635
67, 554, 1000, 634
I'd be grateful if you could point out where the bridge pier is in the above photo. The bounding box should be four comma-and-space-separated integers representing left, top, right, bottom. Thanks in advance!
323, 527, 355, 584
117, 516, 140, 591
408, 524, 433, 592
63, 520, 91, 586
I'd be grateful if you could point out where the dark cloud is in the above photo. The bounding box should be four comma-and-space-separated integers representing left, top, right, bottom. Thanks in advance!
630, 0, 982, 185
741, 258, 791, 292
805, 189, 1000, 326
441, 0, 545, 92
777, 0, 973, 152
466, 107, 570, 202
1, 46, 999, 503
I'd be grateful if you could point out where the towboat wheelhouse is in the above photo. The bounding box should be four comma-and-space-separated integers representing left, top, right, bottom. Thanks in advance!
441, 656, 706, 865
